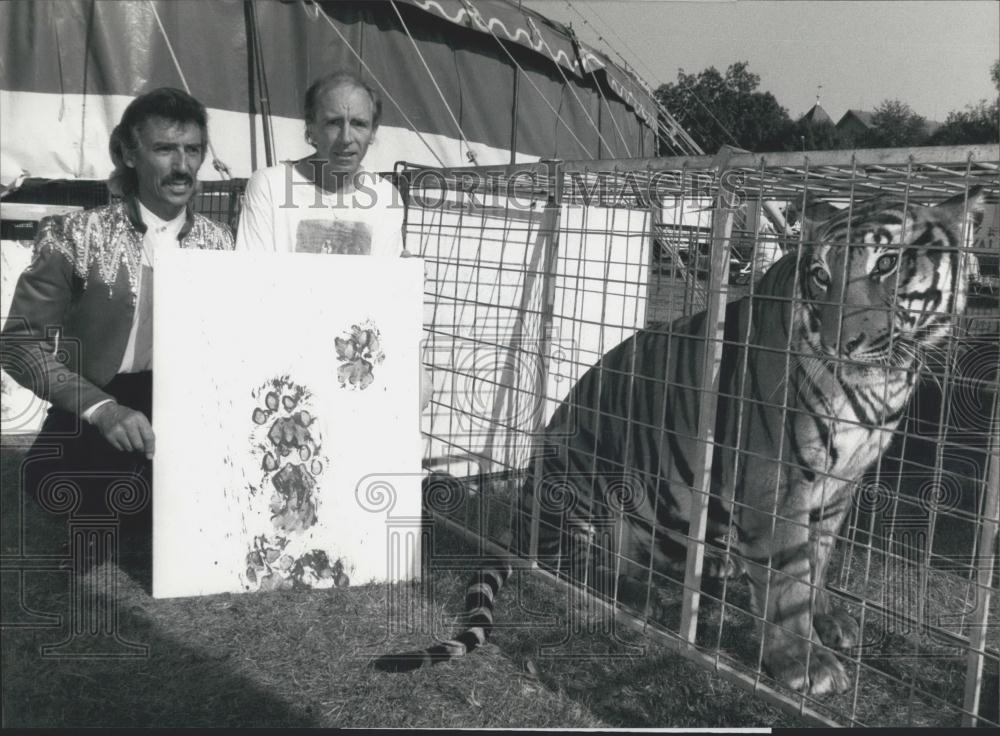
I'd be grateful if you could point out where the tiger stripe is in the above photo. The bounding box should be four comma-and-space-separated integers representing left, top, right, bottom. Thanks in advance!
374, 188, 983, 693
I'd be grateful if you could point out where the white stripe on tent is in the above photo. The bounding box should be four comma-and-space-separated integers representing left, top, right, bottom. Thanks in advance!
0, 90, 530, 182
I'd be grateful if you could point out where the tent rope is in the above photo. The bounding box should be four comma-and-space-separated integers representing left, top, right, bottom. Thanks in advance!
564, 0, 707, 154
389, 0, 479, 165
582, 63, 634, 157
525, 14, 621, 158
562, 0, 695, 152
460, 0, 595, 160
560, 26, 633, 157
304, 0, 447, 168
146, 0, 232, 178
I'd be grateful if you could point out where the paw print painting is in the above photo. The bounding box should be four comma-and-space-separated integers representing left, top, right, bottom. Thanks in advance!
244, 376, 346, 592
250, 378, 325, 534
335, 321, 385, 390
245, 535, 350, 591
245, 534, 294, 592
291, 549, 350, 589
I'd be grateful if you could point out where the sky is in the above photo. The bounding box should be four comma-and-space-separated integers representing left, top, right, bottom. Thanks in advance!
521, 0, 1000, 124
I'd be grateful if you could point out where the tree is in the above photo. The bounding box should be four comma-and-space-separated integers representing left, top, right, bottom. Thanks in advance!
925, 61, 999, 145
925, 100, 998, 145
655, 61, 791, 154
862, 99, 928, 147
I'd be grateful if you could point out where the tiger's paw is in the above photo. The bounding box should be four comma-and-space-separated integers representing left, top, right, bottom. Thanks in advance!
766, 639, 851, 696
814, 609, 860, 650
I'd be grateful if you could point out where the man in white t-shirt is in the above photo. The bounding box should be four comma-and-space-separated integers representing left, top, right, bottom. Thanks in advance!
235, 72, 404, 256
236, 164, 404, 256
235, 70, 430, 408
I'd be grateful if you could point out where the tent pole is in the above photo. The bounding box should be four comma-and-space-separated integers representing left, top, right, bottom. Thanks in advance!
510, 63, 520, 165
510, 0, 522, 165
596, 80, 603, 159
243, 1, 259, 172
245, 0, 275, 167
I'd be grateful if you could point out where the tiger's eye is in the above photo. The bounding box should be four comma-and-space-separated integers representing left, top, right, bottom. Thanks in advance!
875, 253, 898, 274
812, 267, 830, 289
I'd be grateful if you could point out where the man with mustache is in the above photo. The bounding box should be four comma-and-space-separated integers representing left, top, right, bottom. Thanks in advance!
1, 88, 233, 545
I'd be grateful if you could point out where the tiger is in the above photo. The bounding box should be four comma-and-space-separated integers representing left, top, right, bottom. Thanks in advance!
374, 187, 984, 696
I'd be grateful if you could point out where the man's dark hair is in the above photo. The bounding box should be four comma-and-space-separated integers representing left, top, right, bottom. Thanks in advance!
303, 70, 383, 132
108, 87, 209, 197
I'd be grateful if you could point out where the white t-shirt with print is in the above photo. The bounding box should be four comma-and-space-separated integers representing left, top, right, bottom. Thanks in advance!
235, 163, 405, 257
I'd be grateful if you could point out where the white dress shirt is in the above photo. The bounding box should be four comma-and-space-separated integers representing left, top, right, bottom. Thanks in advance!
82, 202, 184, 422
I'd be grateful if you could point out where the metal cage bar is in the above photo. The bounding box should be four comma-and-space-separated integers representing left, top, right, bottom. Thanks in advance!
679, 175, 736, 643
961, 403, 1000, 726
399, 144, 998, 727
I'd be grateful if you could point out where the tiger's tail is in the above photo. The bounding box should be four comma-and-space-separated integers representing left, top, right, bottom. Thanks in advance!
372, 561, 514, 673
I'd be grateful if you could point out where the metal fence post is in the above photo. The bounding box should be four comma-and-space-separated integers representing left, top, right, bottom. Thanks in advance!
679, 162, 736, 644
528, 160, 563, 564
961, 401, 1000, 726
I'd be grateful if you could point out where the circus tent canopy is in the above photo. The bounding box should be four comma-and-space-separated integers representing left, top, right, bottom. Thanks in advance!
0, 0, 699, 185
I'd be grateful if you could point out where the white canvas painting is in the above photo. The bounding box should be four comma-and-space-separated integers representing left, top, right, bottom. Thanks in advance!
153, 249, 424, 599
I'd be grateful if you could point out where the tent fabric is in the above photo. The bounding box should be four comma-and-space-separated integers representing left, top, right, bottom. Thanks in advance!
395, 0, 582, 75
392, 0, 658, 129
1, 0, 684, 184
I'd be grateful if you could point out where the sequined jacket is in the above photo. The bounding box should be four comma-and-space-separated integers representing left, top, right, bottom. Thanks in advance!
0, 197, 234, 414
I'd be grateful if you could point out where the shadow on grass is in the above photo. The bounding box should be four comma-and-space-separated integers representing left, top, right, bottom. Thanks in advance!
2, 442, 319, 728
2, 573, 321, 727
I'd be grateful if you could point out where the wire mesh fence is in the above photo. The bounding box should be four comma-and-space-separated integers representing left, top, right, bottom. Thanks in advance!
404, 145, 1000, 727
1, 149, 995, 726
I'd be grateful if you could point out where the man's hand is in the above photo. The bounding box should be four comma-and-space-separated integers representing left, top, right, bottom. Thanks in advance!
91, 402, 155, 458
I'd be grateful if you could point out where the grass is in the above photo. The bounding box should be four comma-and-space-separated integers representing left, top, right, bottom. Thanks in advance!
2, 440, 810, 729
3, 438, 996, 728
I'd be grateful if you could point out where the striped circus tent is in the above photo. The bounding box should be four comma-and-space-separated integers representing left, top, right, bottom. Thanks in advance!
0, 0, 701, 437
0, 0, 699, 186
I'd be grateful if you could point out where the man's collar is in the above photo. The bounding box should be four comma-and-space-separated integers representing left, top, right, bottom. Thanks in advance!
124, 195, 195, 240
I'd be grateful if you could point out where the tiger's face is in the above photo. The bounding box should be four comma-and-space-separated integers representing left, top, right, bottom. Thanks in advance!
797, 190, 981, 377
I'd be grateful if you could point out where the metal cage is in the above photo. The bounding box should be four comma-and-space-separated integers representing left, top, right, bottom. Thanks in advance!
402, 145, 1000, 727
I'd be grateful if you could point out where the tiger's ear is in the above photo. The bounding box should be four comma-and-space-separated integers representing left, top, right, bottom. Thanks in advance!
790, 191, 826, 221
933, 185, 985, 228
797, 194, 839, 248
